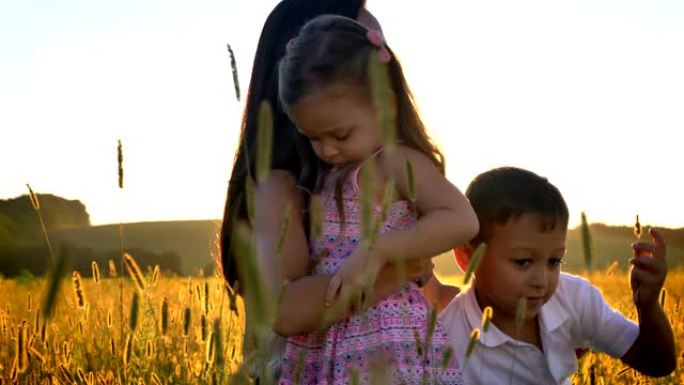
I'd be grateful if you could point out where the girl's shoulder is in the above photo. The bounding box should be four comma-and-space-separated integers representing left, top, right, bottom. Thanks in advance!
376, 144, 439, 175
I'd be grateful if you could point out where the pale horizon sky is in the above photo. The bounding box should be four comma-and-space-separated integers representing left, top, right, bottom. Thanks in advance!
1, 0, 683, 229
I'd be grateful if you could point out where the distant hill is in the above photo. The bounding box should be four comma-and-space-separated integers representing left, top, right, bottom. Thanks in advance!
51, 220, 684, 278
51, 220, 221, 275
0, 194, 95, 276
0, 193, 90, 245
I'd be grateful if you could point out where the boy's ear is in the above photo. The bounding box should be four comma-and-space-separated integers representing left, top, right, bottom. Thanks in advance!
453, 245, 473, 273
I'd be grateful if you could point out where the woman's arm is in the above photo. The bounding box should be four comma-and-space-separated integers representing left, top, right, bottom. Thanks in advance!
254, 171, 431, 336
421, 273, 460, 313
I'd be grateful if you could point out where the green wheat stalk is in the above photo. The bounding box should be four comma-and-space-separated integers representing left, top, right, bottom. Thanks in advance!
368, 47, 396, 150
465, 328, 480, 361
463, 244, 486, 285
580, 211, 593, 272
232, 221, 275, 384
310, 194, 324, 243
359, 159, 377, 245
405, 160, 417, 205
244, 177, 256, 226
256, 101, 273, 184
508, 296, 527, 385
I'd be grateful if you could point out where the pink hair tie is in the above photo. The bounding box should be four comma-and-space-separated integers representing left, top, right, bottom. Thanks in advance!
366, 29, 391, 63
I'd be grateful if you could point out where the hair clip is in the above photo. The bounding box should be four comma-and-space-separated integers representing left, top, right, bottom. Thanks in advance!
366, 29, 391, 63
366, 30, 384, 47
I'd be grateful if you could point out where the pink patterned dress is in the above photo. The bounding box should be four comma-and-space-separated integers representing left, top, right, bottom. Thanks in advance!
279, 164, 464, 385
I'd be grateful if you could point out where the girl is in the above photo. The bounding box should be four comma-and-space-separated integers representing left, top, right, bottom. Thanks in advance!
220, 1, 438, 381
277, 15, 479, 384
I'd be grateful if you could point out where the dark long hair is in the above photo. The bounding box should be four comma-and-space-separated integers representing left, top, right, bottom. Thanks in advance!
278, 15, 445, 223
220, 0, 366, 291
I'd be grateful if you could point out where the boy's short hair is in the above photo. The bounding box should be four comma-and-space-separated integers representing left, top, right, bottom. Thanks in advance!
466, 167, 569, 246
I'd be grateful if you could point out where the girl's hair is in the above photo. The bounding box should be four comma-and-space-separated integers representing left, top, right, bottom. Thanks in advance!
279, 15, 444, 174
220, 0, 366, 291
278, 15, 445, 222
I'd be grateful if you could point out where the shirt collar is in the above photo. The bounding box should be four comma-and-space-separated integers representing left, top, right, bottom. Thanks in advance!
462, 287, 510, 348
539, 294, 569, 332
462, 286, 569, 348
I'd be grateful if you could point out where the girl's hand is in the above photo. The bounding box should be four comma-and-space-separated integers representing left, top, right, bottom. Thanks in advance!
630, 228, 667, 310
325, 245, 381, 308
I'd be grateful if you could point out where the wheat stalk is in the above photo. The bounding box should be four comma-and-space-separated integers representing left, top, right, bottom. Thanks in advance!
227, 44, 241, 101
256, 101, 274, 184
71, 271, 87, 309
580, 211, 593, 272
465, 328, 480, 361
42, 246, 70, 320
633, 214, 642, 241
129, 292, 139, 333
26, 184, 56, 266
117, 139, 126, 356
123, 253, 146, 293
463, 244, 486, 285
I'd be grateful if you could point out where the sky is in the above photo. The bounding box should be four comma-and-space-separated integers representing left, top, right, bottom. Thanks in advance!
1, 0, 683, 229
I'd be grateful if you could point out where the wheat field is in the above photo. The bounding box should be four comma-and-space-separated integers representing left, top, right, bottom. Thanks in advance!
0, 266, 681, 384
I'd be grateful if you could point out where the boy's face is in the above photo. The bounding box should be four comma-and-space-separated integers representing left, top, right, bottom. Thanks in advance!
474, 213, 567, 325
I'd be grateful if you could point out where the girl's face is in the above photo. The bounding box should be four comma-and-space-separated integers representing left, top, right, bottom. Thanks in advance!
289, 84, 383, 166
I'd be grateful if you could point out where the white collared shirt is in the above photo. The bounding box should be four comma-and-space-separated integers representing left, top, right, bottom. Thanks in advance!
439, 273, 639, 385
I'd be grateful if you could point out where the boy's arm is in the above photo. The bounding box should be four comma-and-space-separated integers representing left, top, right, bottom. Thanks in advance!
620, 302, 675, 377
619, 228, 675, 377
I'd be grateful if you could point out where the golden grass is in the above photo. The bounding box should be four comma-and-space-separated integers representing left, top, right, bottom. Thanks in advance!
0, 273, 244, 384
0, 269, 682, 383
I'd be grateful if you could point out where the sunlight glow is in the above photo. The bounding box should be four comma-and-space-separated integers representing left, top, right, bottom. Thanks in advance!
1, 0, 682, 228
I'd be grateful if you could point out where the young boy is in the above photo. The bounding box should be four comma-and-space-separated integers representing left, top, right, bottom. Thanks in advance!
439, 167, 675, 385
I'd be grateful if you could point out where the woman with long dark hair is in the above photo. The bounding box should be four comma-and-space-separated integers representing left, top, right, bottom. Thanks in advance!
220, 0, 441, 380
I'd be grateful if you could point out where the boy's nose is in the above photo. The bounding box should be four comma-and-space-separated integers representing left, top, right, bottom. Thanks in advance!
530, 266, 548, 290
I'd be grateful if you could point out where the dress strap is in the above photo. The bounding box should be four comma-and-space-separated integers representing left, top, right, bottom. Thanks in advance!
350, 146, 385, 193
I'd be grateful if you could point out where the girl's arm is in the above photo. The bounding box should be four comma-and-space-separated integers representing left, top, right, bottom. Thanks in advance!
373, 145, 479, 264
254, 171, 431, 337
325, 146, 479, 302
